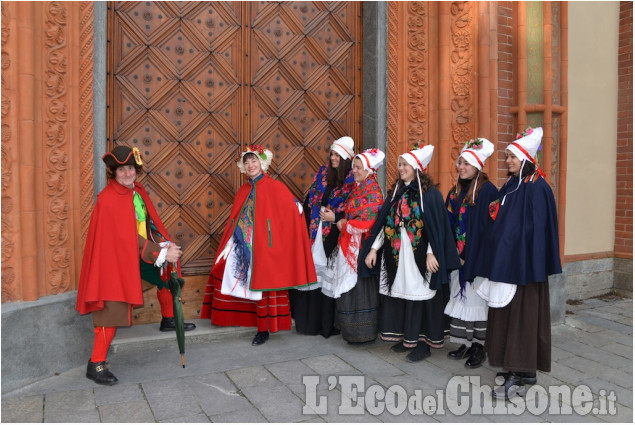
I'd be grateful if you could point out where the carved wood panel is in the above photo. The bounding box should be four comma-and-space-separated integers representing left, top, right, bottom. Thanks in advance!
108, 1, 362, 322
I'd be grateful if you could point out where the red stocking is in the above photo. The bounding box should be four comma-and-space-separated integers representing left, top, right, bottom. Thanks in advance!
157, 287, 174, 318
90, 326, 117, 363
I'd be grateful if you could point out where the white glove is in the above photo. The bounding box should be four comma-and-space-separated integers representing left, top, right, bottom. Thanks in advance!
154, 241, 171, 267
215, 239, 234, 264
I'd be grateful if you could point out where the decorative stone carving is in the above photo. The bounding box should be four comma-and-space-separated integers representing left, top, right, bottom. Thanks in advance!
79, 2, 95, 247
1, 2, 16, 301
44, 2, 71, 294
387, 2, 429, 183
406, 2, 428, 145
386, 2, 399, 182
449, 1, 475, 183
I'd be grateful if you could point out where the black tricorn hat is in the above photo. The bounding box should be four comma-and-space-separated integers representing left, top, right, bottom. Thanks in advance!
102, 145, 143, 169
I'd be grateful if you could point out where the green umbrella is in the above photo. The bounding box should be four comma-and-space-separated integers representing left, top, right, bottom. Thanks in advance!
166, 264, 186, 368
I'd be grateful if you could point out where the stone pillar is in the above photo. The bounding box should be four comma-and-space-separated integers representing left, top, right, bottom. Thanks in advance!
363, 1, 388, 190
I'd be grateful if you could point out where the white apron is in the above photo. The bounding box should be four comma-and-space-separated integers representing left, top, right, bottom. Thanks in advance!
475, 277, 516, 308
444, 270, 489, 321
220, 236, 262, 301
379, 227, 436, 301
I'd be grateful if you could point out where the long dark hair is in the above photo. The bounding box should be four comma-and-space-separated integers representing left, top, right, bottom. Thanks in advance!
453, 171, 490, 206
388, 169, 435, 201
326, 155, 353, 187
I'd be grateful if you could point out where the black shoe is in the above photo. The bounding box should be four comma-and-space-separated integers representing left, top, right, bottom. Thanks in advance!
252, 331, 269, 345
86, 360, 118, 386
160, 317, 196, 332
496, 371, 537, 385
390, 342, 413, 353
406, 342, 431, 362
464, 343, 486, 369
447, 344, 473, 360
493, 372, 526, 400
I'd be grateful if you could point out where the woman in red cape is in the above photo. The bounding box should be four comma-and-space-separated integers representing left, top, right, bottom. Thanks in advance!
201, 145, 317, 345
77, 146, 193, 385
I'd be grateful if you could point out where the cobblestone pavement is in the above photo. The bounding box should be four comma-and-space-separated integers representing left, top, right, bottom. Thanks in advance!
2, 296, 632, 423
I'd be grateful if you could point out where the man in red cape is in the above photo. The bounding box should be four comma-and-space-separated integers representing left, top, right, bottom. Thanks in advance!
201, 145, 317, 345
77, 145, 193, 385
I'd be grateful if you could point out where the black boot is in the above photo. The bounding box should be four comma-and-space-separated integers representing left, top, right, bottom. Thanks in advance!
496, 371, 537, 385
160, 317, 196, 332
493, 372, 526, 400
464, 342, 486, 368
447, 344, 473, 360
252, 331, 269, 345
86, 360, 118, 386
406, 342, 431, 362
390, 342, 413, 353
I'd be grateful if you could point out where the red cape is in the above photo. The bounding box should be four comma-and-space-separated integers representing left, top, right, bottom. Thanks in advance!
76, 180, 174, 315
208, 174, 316, 292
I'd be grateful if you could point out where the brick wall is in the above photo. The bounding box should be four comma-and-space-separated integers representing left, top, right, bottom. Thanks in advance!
496, 2, 515, 186
615, 1, 633, 259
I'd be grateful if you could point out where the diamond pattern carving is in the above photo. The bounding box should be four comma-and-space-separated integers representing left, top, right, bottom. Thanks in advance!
117, 2, 175, 40
188, 2, 241, 49
110, 1, 361, 285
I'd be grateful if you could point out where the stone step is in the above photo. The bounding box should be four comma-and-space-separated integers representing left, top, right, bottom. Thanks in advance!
110, 319, 254, 354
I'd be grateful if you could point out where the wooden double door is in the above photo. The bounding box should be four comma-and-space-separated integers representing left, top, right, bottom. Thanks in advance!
107, 1, 362, 321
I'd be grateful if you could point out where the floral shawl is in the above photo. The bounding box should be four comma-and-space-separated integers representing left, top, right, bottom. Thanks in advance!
384, 184, 425, 265
340, 174, 384, 271
344, 174, 384, 222
305, 165, 354, 242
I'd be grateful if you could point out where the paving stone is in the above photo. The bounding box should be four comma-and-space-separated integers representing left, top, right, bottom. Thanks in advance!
394, 358, 455, 391
44, 389, 100, 423
94, 383, 144, 406
552, 338, 631, 370
601, 342, 633, 359
240, 382, 307, 422
297, 417, 327, 423
209, 406, 267, 423
98, 400, 154, 422
302, 354, 359, 375
3, 296, 632, 423
573, 312, 633, 335
265, 359, 318, 386
549, 361, 593, 386
225, 365, 279, 389
556, 356, 632, 390
576, 376, 633, 409
603, 402, 633, 423
336, 348, 404, 377
551, 345, 576, 361
0, 395, 43, 422
141, 378, 202, 421
310, 387, 382, 423
564, 315, 606, 333
184, 371, 251, 417
159, 412, 210, 422
582, 308, 634, 326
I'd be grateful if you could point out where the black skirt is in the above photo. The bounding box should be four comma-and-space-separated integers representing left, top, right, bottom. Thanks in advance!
485, 281, 551, 373
379, 284, 450, 348
335, 276, 380, 343
289, 288, 339, 338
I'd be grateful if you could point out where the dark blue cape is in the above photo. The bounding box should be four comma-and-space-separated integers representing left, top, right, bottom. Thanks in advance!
478, 175, 562, 285
359, 184, 460, 290
445, 180, 498, 283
